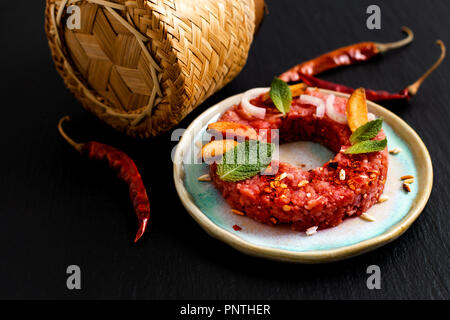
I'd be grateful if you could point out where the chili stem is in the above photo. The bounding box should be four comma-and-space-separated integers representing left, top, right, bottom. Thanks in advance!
58, 116, 84, 152
375, 26, 414, 53
407, 40, 446, 96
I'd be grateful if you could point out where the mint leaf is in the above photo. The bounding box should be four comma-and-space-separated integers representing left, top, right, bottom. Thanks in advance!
344, 138, 387, 154
270, 77, 292, 115
350, 118, 383, 144
216, 140, 274, 182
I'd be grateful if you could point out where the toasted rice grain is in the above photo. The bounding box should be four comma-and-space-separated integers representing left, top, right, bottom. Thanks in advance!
298, 180, 309, 187
231, 209, 245, 216
198, 174, 212, 181
389, 148, 402, 154
403, 183, 411, 192
360, 212, 376, 221
276, 172, 288, 181
306, 226, 318, 236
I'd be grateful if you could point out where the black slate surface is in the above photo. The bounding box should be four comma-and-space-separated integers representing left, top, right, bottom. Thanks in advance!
0, 0, 448, 299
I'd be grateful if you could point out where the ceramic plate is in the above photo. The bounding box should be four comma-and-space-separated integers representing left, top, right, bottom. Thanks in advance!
173, 89, 432, 263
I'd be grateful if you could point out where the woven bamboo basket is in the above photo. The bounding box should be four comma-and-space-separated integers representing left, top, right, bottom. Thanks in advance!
45, 0, 262, 137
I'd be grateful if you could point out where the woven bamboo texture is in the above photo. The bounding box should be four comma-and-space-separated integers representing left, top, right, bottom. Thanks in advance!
45, 0, 256, 137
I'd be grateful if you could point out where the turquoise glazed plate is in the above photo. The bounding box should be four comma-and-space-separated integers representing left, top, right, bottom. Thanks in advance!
173, 89, 433, 263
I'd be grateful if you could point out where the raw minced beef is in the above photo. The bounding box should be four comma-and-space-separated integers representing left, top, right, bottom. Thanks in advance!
210, 89, 388, 231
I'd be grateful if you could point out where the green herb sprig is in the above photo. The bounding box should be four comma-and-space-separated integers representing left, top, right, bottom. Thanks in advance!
345, 118, 387, 154
269, 77, 292, 116
216, 140, 274, 182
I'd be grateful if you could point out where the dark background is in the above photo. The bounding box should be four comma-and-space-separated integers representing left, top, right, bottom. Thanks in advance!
0, 0, 448, 299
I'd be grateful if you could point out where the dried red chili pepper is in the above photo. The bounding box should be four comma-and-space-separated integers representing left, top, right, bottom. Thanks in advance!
58, 116, 150, 243
296, 40, 446, 102
280, 27, 414, 82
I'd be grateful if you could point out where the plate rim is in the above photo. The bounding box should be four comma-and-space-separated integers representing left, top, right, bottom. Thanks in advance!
173, 89, 433, 263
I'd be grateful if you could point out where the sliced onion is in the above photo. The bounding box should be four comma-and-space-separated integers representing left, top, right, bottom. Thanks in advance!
325, 94, 347, 124
368, 113, 376, 121
300, 94, 325, 117
241, 88, 268, 119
